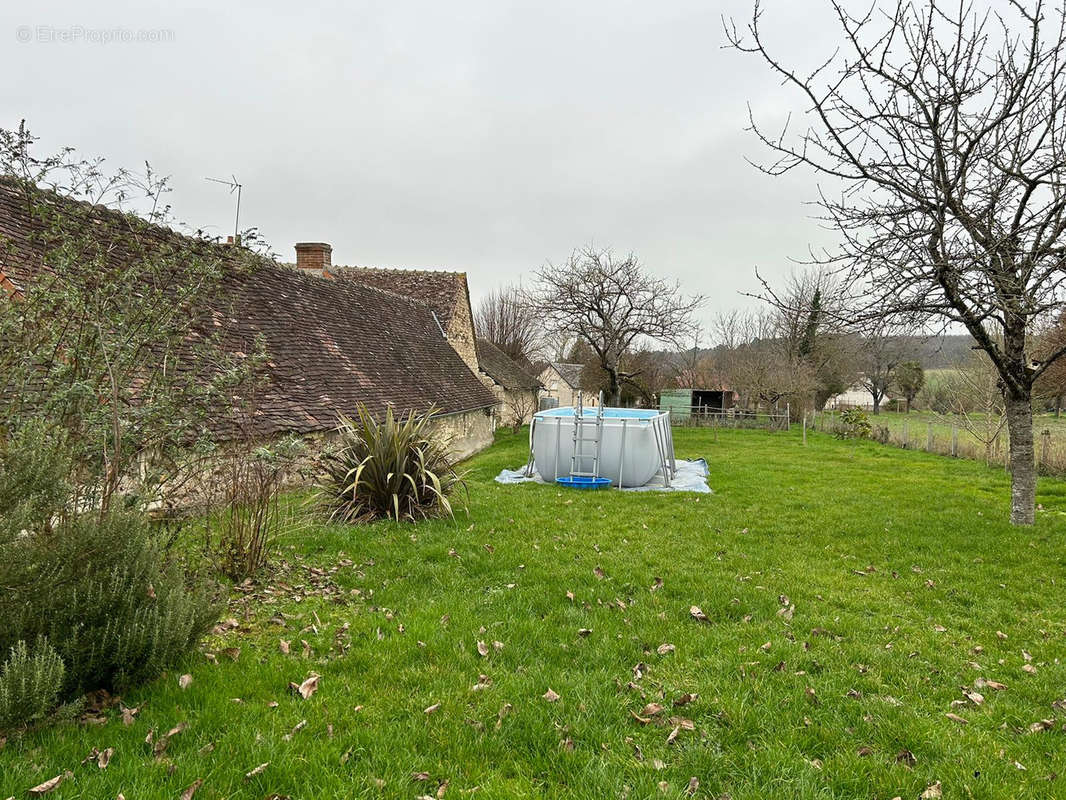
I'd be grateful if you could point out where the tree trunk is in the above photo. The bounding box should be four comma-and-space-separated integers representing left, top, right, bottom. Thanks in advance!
871, 393, 881, 415
1004, 391, 1036, 526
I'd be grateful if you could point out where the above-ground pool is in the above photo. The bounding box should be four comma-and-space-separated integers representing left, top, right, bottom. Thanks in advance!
529, 406, 676, 488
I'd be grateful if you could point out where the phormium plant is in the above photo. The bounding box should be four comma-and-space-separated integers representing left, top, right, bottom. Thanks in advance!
318, 405, 464, 523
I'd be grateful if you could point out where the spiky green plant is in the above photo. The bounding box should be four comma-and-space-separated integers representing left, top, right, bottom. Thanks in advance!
318, 405, 464, 523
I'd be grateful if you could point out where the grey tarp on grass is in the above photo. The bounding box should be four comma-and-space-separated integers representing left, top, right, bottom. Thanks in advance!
494, 458, 711, 493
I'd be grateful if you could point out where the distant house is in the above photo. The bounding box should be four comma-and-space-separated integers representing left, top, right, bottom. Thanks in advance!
538, 361, 599, 409
827, 382, 896, 411
0, 182, 498, 461
476, 339, 541, 426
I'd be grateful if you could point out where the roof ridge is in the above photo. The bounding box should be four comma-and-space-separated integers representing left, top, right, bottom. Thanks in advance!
334, 265, 466, 277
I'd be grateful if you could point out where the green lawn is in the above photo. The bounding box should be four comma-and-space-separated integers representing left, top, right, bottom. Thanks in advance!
2, 428, 1065, 799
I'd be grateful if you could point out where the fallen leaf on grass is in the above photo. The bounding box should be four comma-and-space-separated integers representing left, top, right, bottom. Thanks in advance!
28, 771, 72, 796
685, 777, 699, 795
120, 706, 139, 726
1022, 664, 1038, 675
424, 703, 441, 715
477, 640, 489, 657
896, 749, 916, 767
975, 677, 1007, 690
651, 577, 663, 592
666, 726, 681, 745
282, 719, 307, 740
245, 762, 269, 780
178, 674, 193, 690
1028, 719, 1055, 733
579, 628, 593, 638
279, 639, 290, 655
222, 647, 241, 662
921, 781, 942, 799
594, 566, 606, 579
293, 674, 319, 700
673, 693, 698, 707
689, 606, 709, 622
964, 691, 984, 706
945, 712, 968, 725
543, 688, 560, 702
180, 778, 203, 800
656, 643, 675, 655
641, 703, 665, 716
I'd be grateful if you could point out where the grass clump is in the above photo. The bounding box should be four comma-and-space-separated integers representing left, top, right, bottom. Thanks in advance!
318, 404, 464, 523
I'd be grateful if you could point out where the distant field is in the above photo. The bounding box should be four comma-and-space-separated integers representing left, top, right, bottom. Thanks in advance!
814, 409, 1066, 473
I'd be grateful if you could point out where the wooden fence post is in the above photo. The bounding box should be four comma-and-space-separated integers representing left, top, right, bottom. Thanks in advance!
902, 420, 909, 449
802, 414, 808, 446
951, 423, 958, 457
1040, 429, 1051, 471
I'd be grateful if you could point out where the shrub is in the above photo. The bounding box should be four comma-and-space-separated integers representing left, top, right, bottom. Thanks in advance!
0, 510, 221, 701
318, 405, 464, 523
0, 639, 65, 731
208, 436, 306, 581
834, 408, 873, 440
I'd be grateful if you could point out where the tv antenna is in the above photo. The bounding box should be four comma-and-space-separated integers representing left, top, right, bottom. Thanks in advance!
205, 174, 242, 241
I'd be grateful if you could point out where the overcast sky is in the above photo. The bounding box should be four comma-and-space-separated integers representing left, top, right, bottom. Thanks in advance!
4, 0, 846, 333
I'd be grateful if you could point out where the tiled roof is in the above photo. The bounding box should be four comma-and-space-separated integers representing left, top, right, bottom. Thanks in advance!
548, 361, 586, 389
0, 177, 496, 440
477, 339, 541, 391
332, 266, 468, 330
210, 266, 496, 438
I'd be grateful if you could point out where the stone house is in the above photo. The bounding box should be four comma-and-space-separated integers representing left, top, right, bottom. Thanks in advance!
538, 361, 599, 409
476, 339, 541, 427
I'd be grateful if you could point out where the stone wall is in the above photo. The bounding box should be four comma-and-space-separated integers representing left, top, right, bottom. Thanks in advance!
432, 406, 496, 461
445, 287, 481, 376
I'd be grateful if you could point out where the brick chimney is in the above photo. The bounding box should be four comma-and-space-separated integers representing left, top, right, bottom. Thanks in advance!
294, 242, 332, 277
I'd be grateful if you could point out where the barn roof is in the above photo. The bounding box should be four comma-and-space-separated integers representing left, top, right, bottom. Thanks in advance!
477, 339, 541, 391
0, 177, 496, 440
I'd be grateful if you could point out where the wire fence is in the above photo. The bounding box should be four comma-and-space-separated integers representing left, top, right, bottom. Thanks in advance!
807, 410, 1066, 476
663, 405, 791, 431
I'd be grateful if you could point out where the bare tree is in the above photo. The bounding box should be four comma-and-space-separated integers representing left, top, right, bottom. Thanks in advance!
757, 270, 860, 412
857, 323, 912, 414
711, 310, 817, 411
529, 247, 703, 404
938, 354, 1008, 465
1036, 311, 1066, 415
729, 1, 1066, 524
893, 360, 925, 413
474, 286, 540, 365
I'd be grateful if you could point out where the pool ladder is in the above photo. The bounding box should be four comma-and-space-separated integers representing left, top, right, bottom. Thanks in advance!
570, 391, 605, 478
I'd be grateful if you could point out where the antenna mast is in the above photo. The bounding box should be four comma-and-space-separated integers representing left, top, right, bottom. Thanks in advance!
205, 175, 242, 241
